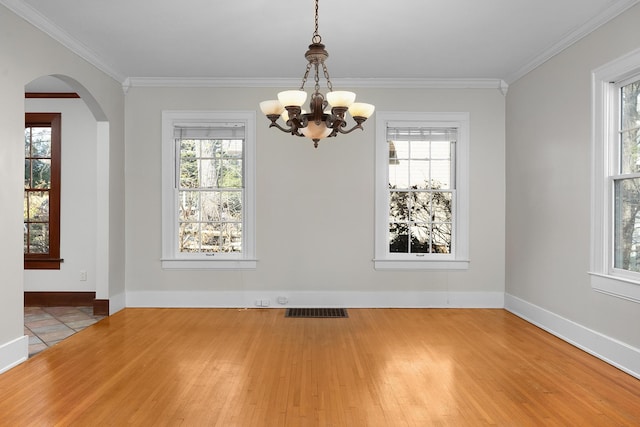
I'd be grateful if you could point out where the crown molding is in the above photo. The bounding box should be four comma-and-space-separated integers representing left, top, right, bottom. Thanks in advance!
0, 0, 126, 83
124, 76, 508, 93
505, 0, 640, 84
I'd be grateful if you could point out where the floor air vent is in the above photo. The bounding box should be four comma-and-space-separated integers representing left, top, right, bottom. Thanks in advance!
285, 308, 348, 318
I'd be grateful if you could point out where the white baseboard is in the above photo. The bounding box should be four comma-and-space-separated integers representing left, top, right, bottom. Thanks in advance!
505, 293, 640, 380
109, 292, 126, 315
126, 290, 505, 309
0, 335, 28, 375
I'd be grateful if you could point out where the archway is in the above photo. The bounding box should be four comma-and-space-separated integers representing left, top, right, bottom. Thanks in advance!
23, 75, 111, 355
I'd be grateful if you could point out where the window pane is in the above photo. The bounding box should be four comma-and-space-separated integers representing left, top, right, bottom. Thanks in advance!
200, 139, 216, 157
200, 159, 219, 188
24, 160, 31, 188
410, 224, 430, 253
410, 140, 429, 160
431, 141, 451, 160
201, 191, 221, 221
221, 191, 242, 222
614, 177, 640, 272
410, 192, 431, 223
433, 192, 453, 222
24, 129, 31, 157
31, 159, 51, 189
180, 140, 199, 188
620, 81, 640, 174
432, 222, 452, 254
389, 226, 409, 253
431, 160, 451, 189
220, 159, 242, 188
221, 223, 242, 253
27, 191, 49, 221
179, 191, 200, 221
31, 127, 51, 157
389, 191, 409, 222
201, 223, 221, 252
389, 159, 409, 188
409, 160, 430, 189
28, 223, 49, 254
222, 140, 243, 158
179, 222, 200, 253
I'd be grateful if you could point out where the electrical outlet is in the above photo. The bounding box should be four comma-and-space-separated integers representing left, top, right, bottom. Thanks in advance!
79, 270, 87, 281
277, 296, 288, 305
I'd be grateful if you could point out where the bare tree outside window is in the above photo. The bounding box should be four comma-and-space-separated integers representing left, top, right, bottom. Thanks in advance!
614, 80, 640, 272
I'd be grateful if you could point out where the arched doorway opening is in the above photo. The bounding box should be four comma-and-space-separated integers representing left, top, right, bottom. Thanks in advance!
23, 75, 110, 356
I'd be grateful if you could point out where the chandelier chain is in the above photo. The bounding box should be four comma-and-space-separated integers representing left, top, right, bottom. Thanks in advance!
322, 62, 333, 92
312, 0, 321, 44
300, 62, 313, 90
314, 64, 321, 94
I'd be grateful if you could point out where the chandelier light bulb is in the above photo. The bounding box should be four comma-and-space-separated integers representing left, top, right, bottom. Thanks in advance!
259, 100, 284, 116
277, 90, 308, 107
300, 121, 332, 140
326, 91, 356, 108
348, 102, 376, 119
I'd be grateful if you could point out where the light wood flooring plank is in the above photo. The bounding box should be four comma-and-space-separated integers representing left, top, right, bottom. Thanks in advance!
0, 308, 639, 426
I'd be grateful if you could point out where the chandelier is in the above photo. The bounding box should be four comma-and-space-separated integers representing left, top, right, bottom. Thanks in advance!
259, 0, 375, 148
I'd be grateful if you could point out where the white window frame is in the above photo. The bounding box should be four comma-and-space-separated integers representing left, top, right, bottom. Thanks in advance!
591, 48, 640, 303
161, 110, 256, 270
374, 112, 470, 270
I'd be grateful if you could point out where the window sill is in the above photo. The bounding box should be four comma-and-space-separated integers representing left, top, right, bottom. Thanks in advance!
374, 259, 470, 270
589, 272, 640, 303
161, 259, 257, 270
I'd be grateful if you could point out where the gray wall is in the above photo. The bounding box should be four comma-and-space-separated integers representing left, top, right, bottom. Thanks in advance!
124, 87, 506, 306
505, 4, 640, 349
0, 4, 125, 370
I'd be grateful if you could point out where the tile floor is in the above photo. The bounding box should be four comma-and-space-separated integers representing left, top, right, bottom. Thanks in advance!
24, 306, 106, 357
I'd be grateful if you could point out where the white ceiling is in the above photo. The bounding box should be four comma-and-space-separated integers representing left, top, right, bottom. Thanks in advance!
4, 0, 640, 89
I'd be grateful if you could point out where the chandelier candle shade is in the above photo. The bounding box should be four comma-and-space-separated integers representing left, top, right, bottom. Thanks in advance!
259, 0, 375, 148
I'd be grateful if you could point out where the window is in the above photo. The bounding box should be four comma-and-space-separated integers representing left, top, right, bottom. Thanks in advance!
591, 48, 640, 302
161, 111, 256, 269
24, 113, 62, 269
374, 112, 469, 270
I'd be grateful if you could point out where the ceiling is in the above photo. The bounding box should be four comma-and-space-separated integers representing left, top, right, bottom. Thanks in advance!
4, 0, 640, 90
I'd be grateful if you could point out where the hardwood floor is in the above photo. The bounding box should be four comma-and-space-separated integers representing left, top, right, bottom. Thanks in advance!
0, 308, 639, 426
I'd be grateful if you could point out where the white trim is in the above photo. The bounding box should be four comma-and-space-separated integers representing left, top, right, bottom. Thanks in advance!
590, 48, 640, 303
161, 259, 257, 270
505, 293, 640, 380
108, 292, 126, 315
505, 0, 640, 83
126, 290, 504, 309
374, 112, 470, 270
0, 0, 125, 83
0, 335, 28, 375
125, 77, 507, 91
589, 272, 640, 303
373, 259, 470, 270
